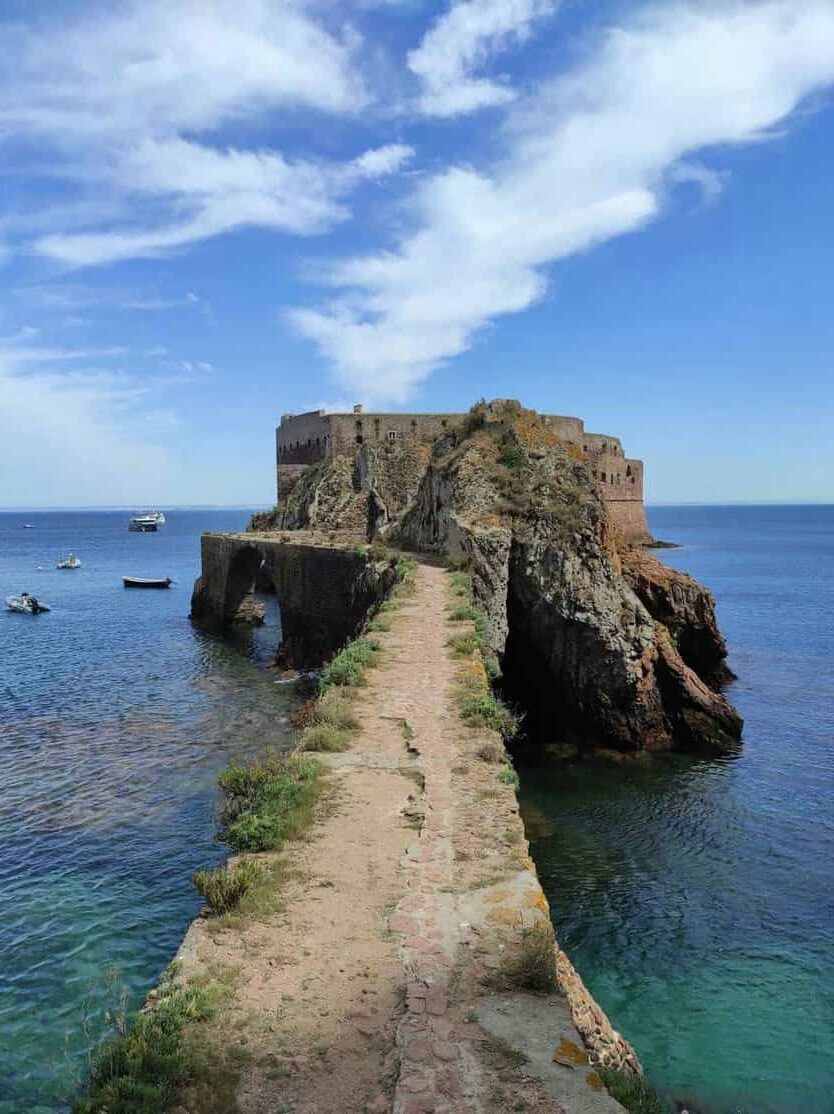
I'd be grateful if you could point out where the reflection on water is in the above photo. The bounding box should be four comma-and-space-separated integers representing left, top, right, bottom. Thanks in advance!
0, 511, 301, 1111
520, 507, 834, 1114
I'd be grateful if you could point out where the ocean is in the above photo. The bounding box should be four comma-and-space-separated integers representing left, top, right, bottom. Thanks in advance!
0, 510, 298, 1113
520, 505, 834, 1114
1, 506, 831, 1113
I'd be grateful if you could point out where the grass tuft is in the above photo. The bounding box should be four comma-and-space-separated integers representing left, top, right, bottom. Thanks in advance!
300, 723, 350, 752
218, 754, 322, 853
319, 638, 380, 689
489, 922, 556, 994
72, 971, 215, 1114
597, 1069, 672, 1114
192, 861, 263, 915
460, 693, 520, 740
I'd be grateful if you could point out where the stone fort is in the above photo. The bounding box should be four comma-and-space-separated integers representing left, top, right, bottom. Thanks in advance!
276, 405, 650, 542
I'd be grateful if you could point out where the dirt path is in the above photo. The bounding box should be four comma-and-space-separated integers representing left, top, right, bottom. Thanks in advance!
178, 563, 618, 1114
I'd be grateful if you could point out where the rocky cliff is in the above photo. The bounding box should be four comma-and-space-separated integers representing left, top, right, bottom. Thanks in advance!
250, 441, 431, 538
392, 401, 742, 755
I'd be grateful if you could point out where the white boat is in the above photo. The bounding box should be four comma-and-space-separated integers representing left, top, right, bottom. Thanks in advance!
147, 510, 166, 525
6, 593, 51, 614
129, 515, 158, 532
57, 553, 82, 569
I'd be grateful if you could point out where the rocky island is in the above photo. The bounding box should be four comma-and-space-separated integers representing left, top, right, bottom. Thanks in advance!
240, 399, 742, 759
96, 399, 743, 1114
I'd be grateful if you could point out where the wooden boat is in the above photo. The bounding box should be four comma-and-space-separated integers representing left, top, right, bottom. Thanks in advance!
122, 576, 172, 589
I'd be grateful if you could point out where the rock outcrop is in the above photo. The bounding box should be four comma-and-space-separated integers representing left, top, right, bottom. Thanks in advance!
249, 442, 432, 539
393, 401, 742, 755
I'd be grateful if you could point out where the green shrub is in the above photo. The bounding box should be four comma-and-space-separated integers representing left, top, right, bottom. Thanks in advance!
450, 571, 472, 598
368, 615, 391, 632
446, 553, 471, 572
498, 761, 520, 789
192, 860, 262, 915
597, 1070, 672, 1114
301, 724, 350, 752
368, 540, 389, 562
448, 634, 480, 658
450, 605, 479, 622
499, 444, 527, 470
460, 693, 520, 740
319, 637, 380, 689
219, 754, 321, 853
72, 973, 214, 1114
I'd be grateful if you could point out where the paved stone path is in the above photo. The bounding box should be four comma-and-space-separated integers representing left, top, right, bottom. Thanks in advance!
178, 562, 624, 1113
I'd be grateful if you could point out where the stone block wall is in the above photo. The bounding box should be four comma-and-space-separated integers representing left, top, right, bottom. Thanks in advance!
190, 532, 399, 667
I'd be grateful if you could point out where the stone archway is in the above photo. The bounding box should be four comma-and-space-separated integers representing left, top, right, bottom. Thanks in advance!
222, 544, 266, 621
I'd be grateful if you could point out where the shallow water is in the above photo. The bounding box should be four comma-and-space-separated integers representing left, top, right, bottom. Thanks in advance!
0, 510, 297, 1112
520, 506, 834, 1114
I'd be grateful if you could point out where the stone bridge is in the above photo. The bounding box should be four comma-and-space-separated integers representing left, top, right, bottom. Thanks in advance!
190, 532, 397, 669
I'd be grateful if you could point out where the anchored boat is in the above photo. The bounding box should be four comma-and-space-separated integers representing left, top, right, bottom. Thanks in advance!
6, 593, 51, 614
123, 576, 172, 589
129, 515, 158, 532
57, 553, 82, 569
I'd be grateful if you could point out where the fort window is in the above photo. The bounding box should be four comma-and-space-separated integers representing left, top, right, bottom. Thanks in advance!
374, 419, 380, 439
626, 465, 632, 478
410, 419, 417, 434
601, 472, 606, 482
387, 430, 398, 442
441, 419, 447, 428
356, 434, 364, 445
355, 420, 363, 432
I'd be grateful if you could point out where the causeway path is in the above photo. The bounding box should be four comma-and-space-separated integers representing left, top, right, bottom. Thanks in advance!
177, 563, 625, 1113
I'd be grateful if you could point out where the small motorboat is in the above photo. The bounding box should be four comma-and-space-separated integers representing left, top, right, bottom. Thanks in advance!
57, 553, 82, 569
6, 593, 51, 614
129, 515, 158, 532
23, 524, 34, 529
123, 576, 172, 589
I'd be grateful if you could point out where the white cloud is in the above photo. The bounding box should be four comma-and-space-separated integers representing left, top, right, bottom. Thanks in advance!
0, 0, 367, 142
33, 140, 413, 266
0, 2, 413, 266
408, 0, 556, 117
0, 343, 175, 507
14, 284, 202, 312
294, 0, 834, 402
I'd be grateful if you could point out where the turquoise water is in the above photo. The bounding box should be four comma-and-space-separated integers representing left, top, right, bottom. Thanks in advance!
0, 510, 298, 1113
520, 506, 834, 1114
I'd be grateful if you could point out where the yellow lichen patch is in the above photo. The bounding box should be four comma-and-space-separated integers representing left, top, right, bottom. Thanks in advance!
585, 1070, 604, 1091
521, 889, 550, 913
485, 906, 521, 927
553, 1038, 588, 1066
482, 885, 513, 905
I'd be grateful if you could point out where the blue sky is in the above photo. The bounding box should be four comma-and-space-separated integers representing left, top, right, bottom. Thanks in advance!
1, 0, 833, 508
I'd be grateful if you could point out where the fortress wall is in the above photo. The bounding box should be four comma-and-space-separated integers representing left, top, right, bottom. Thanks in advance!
277, 464, 309, 499
277, 411, 331, 465
585, 432, 625, 457
329, 412, 460, 456
590, 454, 643, 499
606, 499, 651, 543
541, 414, 585, 444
